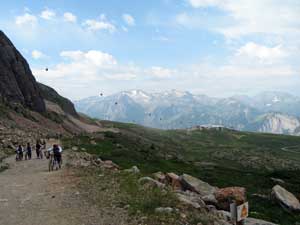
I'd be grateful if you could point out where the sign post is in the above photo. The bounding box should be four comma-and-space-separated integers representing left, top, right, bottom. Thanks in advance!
230, 201, 249, 225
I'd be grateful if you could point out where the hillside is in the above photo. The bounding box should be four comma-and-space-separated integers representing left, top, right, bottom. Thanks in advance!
64, 121, 300, 224
75, 90, 300, 135
0, 30, 101, 157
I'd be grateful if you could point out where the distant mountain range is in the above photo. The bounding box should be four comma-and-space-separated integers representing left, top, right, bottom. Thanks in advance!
75, 90, 300, 135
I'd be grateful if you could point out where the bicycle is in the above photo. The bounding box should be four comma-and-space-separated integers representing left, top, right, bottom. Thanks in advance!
48, 153, 62, 172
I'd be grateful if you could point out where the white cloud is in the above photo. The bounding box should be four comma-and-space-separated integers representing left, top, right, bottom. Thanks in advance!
63, 12, 77, 23
149, 66, 174, 78
31, 50, 46, 59
40, 9, 56, 20
185, 0, 300, 38
236, 42, 287, 64
83, 15, 116, 32
187, 0, 223, 8
60, 50, 117, 67
15, 13, 37, 26
32, 48, 299, 100
122, 14, 135, 26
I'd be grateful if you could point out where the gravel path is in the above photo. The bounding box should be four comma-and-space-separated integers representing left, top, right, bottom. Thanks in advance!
0, 141, 106, 225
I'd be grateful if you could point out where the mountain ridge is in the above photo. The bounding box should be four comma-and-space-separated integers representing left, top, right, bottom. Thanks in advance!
75, 89, 300, 135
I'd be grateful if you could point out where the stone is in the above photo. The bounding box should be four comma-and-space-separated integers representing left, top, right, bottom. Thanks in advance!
124, 166, 140, 174
271, 185, 300, 212
175, 190, 206, 209
216, 210, 231, 221
138, 177, 165, 189
214, 187, 246, 211
71, 146, 79, 151
202, 194, 218, 205
155, 207, 173, 214
166, 172, 182, 190
180, 174, 217, 196
101, 160, 120, 170
153, 171, 167, 184
244, 217, 278, 225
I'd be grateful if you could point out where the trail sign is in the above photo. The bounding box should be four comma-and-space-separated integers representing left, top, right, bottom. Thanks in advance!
237, 202, 249, 222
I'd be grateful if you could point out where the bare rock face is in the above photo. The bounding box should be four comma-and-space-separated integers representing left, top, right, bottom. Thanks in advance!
0, 31, 45, 112
271, 185, 300, 212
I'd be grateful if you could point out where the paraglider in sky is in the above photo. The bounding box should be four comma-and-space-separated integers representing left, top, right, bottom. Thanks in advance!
115, 102, 118, 105
100, 93, 103, 96
148, 113, 151, 116
45, 68, 48, 71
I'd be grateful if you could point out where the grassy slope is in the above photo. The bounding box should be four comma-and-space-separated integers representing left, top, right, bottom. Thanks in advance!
63, 121, 300, 224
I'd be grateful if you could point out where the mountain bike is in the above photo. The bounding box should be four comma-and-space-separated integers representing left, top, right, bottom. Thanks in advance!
48, 153, 62, 172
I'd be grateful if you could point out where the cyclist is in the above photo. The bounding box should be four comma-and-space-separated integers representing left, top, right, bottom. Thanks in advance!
47, 144, 63, 171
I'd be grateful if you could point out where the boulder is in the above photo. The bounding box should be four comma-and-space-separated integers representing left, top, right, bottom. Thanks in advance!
166, 172, 182, 190
271, 185, 300, 212
214, 187, 246, 210
138, 177, 165, 189
124, 166, 140, 174
101, 160, 120, 170
216, 210, 231, 221
153, 172, 167, 184
180, 174, 217, 196
244, 217, 278, 225
175, 190, 206, 209
202, 194, 218, 205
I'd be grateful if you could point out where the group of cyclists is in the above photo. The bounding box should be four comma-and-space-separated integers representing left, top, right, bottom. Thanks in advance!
15, 139, 63, 171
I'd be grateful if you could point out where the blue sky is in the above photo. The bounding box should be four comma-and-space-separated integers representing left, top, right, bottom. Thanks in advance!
1, 0, 299, 100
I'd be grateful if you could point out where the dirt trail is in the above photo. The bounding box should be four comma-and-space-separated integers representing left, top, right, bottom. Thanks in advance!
0, 140, 104, 225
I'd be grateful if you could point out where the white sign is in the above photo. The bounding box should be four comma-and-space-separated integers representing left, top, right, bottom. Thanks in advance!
237, 202, 249, 222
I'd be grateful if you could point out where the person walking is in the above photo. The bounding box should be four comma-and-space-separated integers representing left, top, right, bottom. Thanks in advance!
25, 143, 32, 160
36, 141, 42, 159
15, 145, 23, 161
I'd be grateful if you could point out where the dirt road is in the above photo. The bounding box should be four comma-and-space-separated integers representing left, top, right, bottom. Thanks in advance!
0, 141, 104, 225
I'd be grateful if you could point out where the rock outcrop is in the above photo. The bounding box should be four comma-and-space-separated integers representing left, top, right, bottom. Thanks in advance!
180, 174, 218, 197
0, 31, 45, 112
38, 83, 77, 117
271, 185, 300, 212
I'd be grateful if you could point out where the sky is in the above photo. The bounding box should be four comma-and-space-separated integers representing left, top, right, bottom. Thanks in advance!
1, 0, 300, 100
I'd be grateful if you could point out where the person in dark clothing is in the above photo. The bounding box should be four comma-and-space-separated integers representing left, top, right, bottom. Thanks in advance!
36, 141, 42, 159
53, 144, 62, 167
16, 145, 23, 161
25, 143, 32, 160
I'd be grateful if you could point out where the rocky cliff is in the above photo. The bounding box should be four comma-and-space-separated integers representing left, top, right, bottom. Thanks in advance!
0, 31, 101, 154
0, 31, 45, 112
38, 83, 78, 117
